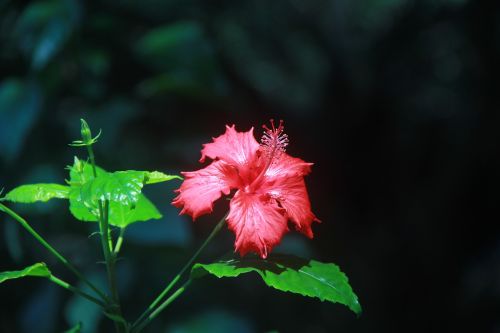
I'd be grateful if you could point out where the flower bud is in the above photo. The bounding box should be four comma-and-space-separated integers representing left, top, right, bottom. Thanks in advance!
80, 119, 92, 144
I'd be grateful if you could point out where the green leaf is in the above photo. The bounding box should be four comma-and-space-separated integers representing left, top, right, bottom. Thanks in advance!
67, 158, 169, 227
68, 156, 106, 222
144, 171, 182, 184
0, 262, 51, 283
69, 189, 161, 227
4, 184, 70, 203
69, 187, 98, 222
64, 322, 82, 333
192, 254, 362, 315
80, 171, 146, 208
105, 194, 161, 228
68, 156, 106, 185
114, 194, 161, 225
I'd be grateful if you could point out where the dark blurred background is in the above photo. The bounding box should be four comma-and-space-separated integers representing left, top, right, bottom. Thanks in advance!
1, 0, 499, 332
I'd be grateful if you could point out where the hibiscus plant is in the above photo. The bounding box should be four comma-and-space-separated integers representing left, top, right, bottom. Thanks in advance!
0, 119, 361, 332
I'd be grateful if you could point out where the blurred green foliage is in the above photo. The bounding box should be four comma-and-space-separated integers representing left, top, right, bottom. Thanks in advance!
14, 0, 80, 71
0, 79, 41, 162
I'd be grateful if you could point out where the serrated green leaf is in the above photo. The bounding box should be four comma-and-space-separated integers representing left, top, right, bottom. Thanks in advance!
67, 158, 164, 227
4, 184, 70, 203
144, 171, 182, 184
0, 262, 51, 283
64, 322, 82, 333
192, 254, 362, 315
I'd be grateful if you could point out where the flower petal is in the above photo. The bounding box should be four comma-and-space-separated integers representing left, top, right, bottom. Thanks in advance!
227, 190, 288, 258
264, 151, 313, 179
200, 125, 260, 169
264, 175, 319, 238
172, 160, 239, 220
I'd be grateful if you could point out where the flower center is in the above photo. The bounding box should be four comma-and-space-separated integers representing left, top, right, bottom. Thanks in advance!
248, 119, 289, 192
260, 119, 289, 159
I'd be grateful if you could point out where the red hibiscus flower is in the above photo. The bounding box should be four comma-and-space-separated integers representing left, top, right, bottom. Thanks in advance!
172, 120, 319, 258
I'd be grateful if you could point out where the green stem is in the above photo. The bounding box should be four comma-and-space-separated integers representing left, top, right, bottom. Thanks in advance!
49, 275, 106, 307
113, 228, 125, 255
98, 200, 113, 285
102, 200, 113, 252
104, 202, 121, 309
99, 200, 124, 333
85, 138, 114, 251
86, 143, 114, 258
85, 142, 124, 332
133, 280, 191, 333
86, 142, 114, 258
132, 212, 228, 329
86, 143, 98, 178
0, 203, 109, 303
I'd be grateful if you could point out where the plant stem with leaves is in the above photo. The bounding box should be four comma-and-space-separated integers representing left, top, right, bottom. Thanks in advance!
48, 274, 107, 307
81, 122, 125, 332
0, 202, 109, 303
133, 279, 191, 333
132, 212, 228, 332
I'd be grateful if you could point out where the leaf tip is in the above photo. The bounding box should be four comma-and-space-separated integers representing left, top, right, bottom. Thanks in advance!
353, 300, 362, 317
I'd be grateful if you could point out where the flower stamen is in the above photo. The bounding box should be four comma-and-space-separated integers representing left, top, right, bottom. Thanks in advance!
249, 120, 289, 192
260, 119, 289, 158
